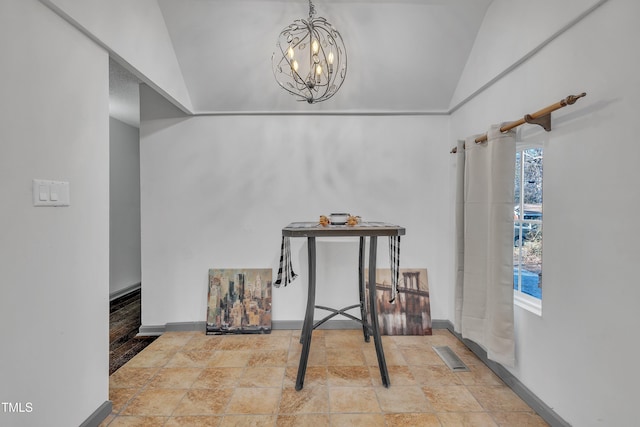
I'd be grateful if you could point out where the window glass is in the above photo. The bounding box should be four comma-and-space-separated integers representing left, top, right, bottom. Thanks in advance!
514, 148, 543, 301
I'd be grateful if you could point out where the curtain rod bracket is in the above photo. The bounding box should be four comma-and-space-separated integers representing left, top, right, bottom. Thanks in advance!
523, 113, 551, 132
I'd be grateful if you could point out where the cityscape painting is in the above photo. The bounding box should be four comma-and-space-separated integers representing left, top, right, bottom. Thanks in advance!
367, 268, 432, 336
206, 268, 272, 334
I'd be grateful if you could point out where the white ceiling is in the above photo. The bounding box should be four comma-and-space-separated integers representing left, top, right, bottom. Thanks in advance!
110, 0, 493, 125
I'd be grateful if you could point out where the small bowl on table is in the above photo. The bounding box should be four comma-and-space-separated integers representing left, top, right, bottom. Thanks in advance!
329, 213, 350, 225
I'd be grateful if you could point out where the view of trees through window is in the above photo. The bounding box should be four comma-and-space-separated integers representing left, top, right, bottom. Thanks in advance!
514, 148, 542, 300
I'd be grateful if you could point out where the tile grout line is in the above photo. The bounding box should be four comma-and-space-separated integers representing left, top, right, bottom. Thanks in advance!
114, 334, 193, 423
165, 337, 195, 423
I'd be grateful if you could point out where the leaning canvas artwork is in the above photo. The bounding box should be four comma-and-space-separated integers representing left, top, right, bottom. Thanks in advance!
368, 268, 432, 336
206, 268, 272, 334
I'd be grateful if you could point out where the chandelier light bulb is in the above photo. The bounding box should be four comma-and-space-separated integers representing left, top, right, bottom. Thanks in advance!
271, 0, 347, 104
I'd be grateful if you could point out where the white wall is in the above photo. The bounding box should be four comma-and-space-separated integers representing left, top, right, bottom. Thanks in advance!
0, 1, 109, 426
39, 0, 193, 113
450, 0, 640, 425
140, 86, 452, 327
110, 117, 141, 297
450, 0, 607, 109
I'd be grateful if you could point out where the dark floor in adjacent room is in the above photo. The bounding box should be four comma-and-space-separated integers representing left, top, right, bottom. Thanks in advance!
110, 289, 157, 375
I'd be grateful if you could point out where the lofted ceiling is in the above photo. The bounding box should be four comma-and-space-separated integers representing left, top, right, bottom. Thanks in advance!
111, 0, 493, 124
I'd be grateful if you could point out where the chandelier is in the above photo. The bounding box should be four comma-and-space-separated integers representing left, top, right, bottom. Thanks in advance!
272, 0, 347, 104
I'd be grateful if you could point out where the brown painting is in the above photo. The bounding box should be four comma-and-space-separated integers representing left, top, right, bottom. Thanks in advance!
368, 268, 432, 336
206, 269, 272, 334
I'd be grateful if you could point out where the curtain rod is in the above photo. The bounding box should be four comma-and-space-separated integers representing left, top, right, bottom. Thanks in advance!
450, 92, 587, 154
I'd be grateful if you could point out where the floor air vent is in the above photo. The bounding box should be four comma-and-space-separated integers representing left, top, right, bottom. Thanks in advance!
433, 346, 469, 372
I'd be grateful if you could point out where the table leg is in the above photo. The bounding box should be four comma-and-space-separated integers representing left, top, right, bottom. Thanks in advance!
358, 237, 370, 343
368, 236, 390, 387
296, 236, 316, 390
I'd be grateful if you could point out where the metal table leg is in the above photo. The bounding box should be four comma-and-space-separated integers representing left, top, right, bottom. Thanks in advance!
296, 237, 316, 390
358, 237, 370, 343
368, 236, 390, 387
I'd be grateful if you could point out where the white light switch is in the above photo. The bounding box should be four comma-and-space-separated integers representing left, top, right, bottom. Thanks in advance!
50, 186, 59, 201
33, 179, 70, 207
39, 185, 48, 201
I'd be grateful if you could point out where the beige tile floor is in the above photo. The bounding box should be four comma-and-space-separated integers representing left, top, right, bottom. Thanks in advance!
101, 329, 549, 426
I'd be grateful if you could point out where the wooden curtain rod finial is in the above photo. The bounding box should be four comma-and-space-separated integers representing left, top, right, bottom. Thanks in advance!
562, 92, 587, 106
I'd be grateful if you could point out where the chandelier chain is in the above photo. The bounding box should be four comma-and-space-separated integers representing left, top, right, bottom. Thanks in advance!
308, 0, 316, 19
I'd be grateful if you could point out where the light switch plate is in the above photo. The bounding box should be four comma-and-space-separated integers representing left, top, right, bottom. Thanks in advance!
33, 179, 70, 207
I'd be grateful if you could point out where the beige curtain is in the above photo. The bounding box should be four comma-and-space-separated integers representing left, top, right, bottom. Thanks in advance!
454, 124, 516, 367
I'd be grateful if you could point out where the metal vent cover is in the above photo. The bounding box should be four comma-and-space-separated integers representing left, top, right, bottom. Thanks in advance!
433, 346, 469, 372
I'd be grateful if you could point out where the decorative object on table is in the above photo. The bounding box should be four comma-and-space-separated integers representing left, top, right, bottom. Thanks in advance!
274, 236, 298, 287
271, 0, 347, 104
366, 268, 432, 336
388, 235, 400, 302
318, 213, 361, 226
329, 212, 349, 225
346, 215, 361, 226
206, 269, 272, 334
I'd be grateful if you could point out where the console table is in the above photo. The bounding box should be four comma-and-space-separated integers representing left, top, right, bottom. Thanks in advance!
281, 222, 406, 390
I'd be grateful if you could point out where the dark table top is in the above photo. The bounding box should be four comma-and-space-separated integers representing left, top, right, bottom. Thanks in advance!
282, 222, 406, 238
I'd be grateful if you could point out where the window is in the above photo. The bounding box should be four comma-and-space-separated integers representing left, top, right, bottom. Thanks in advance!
513, 147, 543, 315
